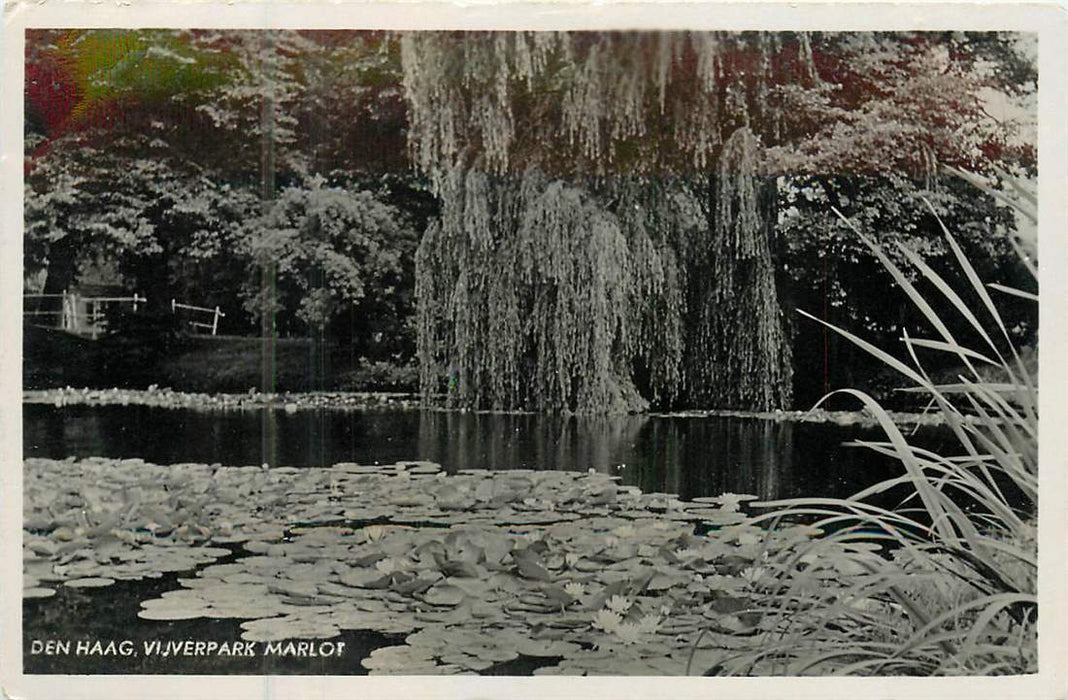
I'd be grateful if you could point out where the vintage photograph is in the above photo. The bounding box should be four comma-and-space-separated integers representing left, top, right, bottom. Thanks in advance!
11, 17, 1051, 687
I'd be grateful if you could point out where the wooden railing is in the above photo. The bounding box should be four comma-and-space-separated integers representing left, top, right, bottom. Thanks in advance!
25, 291, 225, 337
171, 299, 225, 336
24, 291, 146, 338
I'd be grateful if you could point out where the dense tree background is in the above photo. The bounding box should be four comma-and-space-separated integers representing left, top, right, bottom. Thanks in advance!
23, 30, 1037, 409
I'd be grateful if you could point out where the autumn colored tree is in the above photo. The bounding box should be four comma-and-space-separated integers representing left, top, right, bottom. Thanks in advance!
23, 30, 1035, 407
24, 29, 417, 344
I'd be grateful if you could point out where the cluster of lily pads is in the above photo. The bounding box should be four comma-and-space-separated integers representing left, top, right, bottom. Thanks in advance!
24, 457, 830, 674
653, 407, 949, 428
24, 387, 420, 412
24, 387, 949, 428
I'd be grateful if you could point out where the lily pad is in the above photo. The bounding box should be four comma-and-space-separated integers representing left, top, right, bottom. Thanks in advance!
421, 583, 468, 607
63, 577, 116, 588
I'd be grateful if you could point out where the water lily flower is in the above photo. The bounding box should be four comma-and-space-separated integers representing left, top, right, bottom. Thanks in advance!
741, 565, 769, 587
592, 608, 623, 632
715, 492, 745, 513
363, 525, 387, 542
563, 581, 585, 598
605, 595, 632, 614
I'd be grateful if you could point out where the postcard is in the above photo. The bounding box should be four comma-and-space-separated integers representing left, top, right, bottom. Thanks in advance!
2, 2, 1066, 698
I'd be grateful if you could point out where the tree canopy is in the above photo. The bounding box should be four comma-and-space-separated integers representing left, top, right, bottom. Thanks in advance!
23, 29, 1037, 411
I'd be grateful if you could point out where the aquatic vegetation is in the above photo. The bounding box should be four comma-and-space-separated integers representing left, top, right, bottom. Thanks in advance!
724, 198, 1038, 676
24, 457, 812, 674
23, 387, 419, 411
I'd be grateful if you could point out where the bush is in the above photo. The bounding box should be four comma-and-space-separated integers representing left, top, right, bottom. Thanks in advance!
333, 357, 419, 393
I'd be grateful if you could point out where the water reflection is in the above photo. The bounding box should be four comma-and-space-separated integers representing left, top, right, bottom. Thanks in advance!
23, 404, 906, 502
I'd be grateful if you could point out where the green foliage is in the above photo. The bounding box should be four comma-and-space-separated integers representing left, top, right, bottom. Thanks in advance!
722, 189, 1037, 675
777, 172, 1036, 407
23, 30, 1037, 406
57, 30, 234, 119
243, 177, 418, 336
416, 170, 653, 412
415, 163, 793, 413
334, 358, 419, 393
686, 128, 792, 409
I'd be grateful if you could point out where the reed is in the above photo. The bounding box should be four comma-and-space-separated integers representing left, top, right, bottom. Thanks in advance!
708, 181, 1038, 676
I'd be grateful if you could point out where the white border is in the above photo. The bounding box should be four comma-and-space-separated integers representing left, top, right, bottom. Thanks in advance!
2, 4, 1066, 699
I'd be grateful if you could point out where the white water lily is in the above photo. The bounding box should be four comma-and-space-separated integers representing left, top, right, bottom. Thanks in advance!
605, 595, 632, 614
591, 608, 622, 632
363, 525, 388, 542
715, 492, 745, 512
741, 565, 769, 587
563, 581, 585, 598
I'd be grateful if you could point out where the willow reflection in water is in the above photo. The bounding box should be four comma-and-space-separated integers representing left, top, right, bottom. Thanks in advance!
24, 404, 903, 503
415, 412, 803, 501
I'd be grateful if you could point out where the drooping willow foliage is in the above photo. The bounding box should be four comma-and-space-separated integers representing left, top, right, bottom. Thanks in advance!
403, 32, 810, 412
415, 170, 703, 412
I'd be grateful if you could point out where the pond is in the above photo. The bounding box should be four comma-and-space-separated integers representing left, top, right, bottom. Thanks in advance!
22, 403, 935, 503
22, 403, 951, 676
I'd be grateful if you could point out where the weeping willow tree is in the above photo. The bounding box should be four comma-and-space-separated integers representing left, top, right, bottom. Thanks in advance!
403, 32, 817, 412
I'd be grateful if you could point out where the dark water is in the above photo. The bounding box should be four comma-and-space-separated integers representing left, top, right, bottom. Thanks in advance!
22, 403, 932, 502
23, 403, 948, 675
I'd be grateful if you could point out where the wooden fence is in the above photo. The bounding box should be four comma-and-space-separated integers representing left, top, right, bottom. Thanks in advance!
171, 299, 225, 336
23, 291, 145, 338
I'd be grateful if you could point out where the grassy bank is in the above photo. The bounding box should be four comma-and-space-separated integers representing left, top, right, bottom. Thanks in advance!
23, 326, 418, 394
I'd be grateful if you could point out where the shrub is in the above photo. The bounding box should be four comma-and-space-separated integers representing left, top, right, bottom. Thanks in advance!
332, 357, 419, 393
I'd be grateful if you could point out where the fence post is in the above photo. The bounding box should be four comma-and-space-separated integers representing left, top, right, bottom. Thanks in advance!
171, 298, 176, 313
212, 306, 221, 336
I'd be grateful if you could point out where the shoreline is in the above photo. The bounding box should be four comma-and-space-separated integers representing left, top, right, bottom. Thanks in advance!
22, 386, 947, 427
